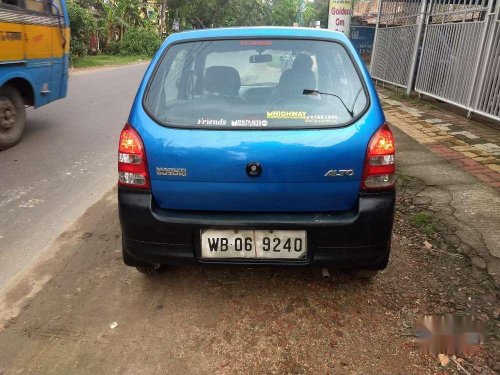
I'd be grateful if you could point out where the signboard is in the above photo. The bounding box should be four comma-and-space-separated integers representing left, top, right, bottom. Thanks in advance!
349, 26, 375, 55
328, 0, 352, 36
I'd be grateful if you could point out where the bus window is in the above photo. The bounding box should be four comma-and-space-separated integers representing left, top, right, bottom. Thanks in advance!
1, 0, 21, 7
25, 0, 49, 13
50, 0, 63, 16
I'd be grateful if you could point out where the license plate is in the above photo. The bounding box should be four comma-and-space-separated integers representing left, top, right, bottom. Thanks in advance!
200, 230, 307, 260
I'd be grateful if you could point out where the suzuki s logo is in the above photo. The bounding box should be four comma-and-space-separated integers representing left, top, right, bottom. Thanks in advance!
324, 169, 354, 177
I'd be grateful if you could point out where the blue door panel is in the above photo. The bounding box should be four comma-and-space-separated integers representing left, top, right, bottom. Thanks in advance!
26, 60, 52, 106
51, 59, 63, 101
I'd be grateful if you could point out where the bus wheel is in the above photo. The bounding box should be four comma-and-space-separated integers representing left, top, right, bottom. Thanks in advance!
0, 85, 26, 150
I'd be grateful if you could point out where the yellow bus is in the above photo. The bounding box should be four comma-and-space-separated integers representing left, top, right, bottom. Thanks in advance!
0, 0, 69, 149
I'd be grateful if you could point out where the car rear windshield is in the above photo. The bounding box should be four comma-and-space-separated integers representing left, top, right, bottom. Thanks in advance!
144, 39, 368, 129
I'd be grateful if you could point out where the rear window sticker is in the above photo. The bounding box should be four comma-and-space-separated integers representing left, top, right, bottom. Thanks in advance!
240, 40, 273, 46
266, 111, 308, 120
231, 119, 268, 127
197, 118, 227, 126
304, 114, 339, 124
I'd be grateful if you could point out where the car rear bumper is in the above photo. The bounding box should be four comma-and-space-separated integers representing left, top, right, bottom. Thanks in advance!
118, 188, 395, 269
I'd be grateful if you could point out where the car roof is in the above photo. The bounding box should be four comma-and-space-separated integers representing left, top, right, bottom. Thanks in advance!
164, 26, 350, 45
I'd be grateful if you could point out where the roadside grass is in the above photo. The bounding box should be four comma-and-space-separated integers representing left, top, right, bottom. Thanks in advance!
71, 54, 149, 69
397, 173, 413, 188
410, 211, 438, 236
380, 86, 435, 110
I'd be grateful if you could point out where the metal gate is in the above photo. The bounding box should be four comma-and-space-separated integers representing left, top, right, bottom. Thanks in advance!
370, 0, 425, 88
372, 0, 500, 121
473, 1, 500, 120
415, 0, 493, 110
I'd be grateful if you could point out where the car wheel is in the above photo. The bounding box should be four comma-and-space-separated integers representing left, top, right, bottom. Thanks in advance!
347, 269, 380, 279
0, 85, 26, 150
135, 264, 167, 276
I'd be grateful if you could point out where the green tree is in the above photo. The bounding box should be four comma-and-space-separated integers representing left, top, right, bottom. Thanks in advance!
303, 0, 329, 28
269, 0, 301, 26
166, 0, 270, 30
67, 0, 96, 58
183, 0, 229, 28
93, 0, 151, 50
114, 0, 144, 39
68, 0, 331, 60
223, 0, 270, 27
120, 27, 162, 57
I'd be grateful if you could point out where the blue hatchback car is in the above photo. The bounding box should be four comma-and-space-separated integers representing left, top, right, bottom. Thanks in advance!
118, 27, 395, 278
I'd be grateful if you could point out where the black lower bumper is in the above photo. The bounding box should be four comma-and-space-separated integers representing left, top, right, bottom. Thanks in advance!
119, 188, 395, 269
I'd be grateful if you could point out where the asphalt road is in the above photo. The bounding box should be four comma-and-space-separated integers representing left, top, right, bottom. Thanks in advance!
0, 63, 148, 290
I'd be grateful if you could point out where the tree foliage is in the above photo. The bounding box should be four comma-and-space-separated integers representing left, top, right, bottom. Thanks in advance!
120, 27, 162, 57
67, 0, 96, 58
166, 0, 270, 29
304, 0, 329, 28
168, 0, 329, 30
69, 0, 331, 60
269, 0, 301, 26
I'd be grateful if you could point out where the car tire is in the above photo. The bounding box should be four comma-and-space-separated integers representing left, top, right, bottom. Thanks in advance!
122, 239, 165, 274
345, 244, 390, 279
135, 265, 167, 276
0, 85, 26, 150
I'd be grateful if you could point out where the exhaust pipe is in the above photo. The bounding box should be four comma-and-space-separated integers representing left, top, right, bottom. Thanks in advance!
321, 268, 330, 279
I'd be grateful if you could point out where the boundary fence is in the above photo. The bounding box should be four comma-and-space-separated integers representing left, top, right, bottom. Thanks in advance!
371, 0, 500, 121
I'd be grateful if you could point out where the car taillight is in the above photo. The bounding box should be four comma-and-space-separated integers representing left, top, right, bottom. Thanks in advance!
118, 123, 150, 189
361, 123, 396, 191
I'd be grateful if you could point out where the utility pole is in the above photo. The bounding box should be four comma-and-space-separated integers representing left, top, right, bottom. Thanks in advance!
159, 0, 167, 36
297, 0, 305, 26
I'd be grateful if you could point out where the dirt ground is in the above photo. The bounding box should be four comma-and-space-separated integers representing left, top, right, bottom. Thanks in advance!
0, 182, 498, 374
